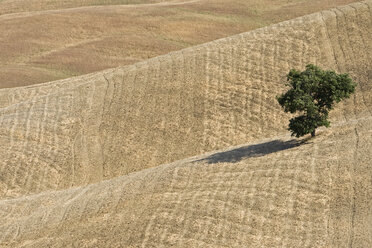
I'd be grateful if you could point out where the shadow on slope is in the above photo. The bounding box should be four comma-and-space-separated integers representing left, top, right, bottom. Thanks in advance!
196, 139, 307, 164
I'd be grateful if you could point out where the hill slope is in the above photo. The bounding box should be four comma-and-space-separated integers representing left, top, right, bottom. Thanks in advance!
0, 0, 360, 88
0, 108, 371, 247
0, 1, 371, 247
0, 0, 371, 200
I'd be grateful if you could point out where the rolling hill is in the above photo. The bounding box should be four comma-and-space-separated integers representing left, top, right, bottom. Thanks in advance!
0, 0, 360, 88
0, 0, 371, 247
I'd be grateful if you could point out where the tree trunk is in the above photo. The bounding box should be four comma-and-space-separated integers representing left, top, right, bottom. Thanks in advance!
311, 130, 316, 137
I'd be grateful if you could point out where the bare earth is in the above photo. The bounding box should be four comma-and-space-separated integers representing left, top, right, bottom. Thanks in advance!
0, 0, 360, 88
0, 0, 371, 247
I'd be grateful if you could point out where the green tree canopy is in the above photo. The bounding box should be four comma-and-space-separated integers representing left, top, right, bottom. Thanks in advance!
277, 64, 356, 137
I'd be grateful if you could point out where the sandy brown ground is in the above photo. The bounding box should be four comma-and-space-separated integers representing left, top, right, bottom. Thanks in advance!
0, 0, 371, 197
0, 0, 360, 88
1, 116, 371, 247
0, 0, 371, 247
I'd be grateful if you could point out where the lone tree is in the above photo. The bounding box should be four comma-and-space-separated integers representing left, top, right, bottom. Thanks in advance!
277, 64, 356, 138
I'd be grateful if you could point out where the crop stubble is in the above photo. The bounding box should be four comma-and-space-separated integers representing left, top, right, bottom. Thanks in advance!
0, 0, 371, 247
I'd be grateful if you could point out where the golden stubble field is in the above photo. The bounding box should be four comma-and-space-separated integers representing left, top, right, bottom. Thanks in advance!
0, 0, 360, 88
0, 0, 371, 247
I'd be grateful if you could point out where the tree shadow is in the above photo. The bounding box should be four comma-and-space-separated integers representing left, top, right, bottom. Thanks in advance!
195, 139, 307, 164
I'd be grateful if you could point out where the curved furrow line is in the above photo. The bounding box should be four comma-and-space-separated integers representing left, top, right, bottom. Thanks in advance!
314, 10, 347, 121
278, 149, 303, 247
348, 3, 372, 118
30, 96, 49, 191
141, 165, 194, 247
196, 165, 231, 244
176, 165, 227, 246
17, 99, 36, 192
248, 147, 286, 246
202, 40, 212, 150
333, 8, 357, 122
338, 5, 369, 119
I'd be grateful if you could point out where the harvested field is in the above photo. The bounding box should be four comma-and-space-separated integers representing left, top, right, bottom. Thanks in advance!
0, 0, 371, 247
0, 0, 360, 88
1, 116, 371, 247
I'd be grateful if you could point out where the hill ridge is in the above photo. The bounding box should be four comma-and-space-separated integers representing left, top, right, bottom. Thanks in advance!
0, 0, 199, 20
0, 0, 371, 200
0, 0, 368, 102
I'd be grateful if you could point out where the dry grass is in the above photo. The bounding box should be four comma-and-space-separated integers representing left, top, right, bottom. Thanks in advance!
0, 0, 360, 88
0, 0, 371, 247
0, 0, 371, 197
1, 117, 371, 247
